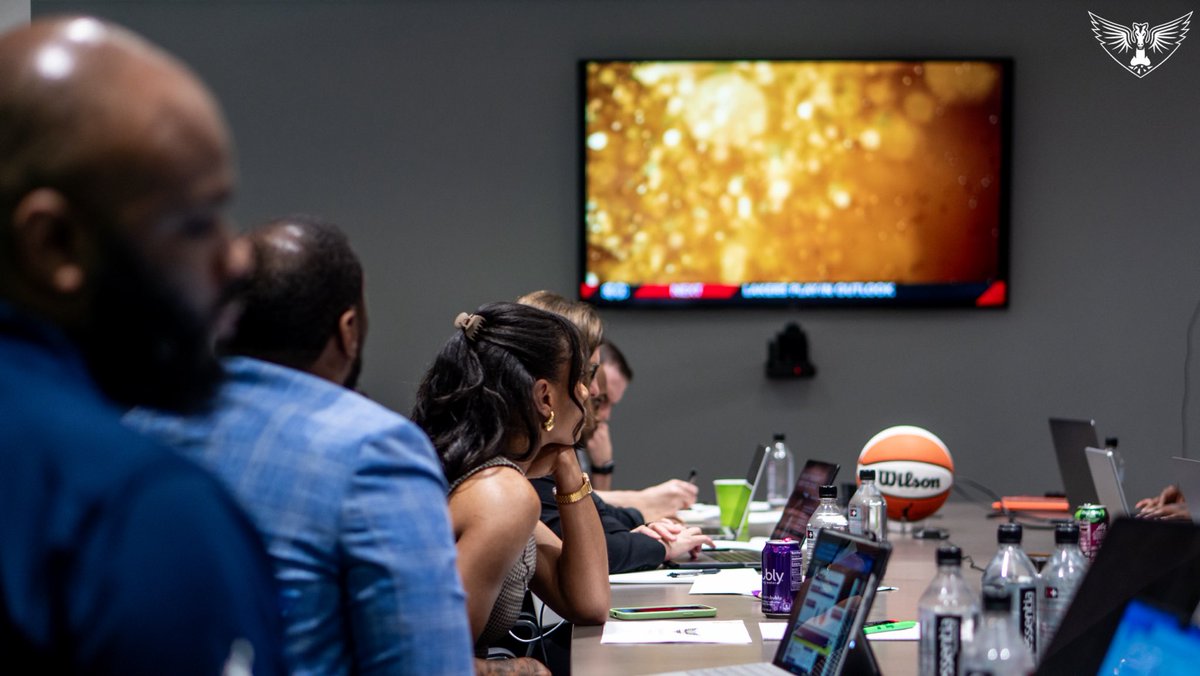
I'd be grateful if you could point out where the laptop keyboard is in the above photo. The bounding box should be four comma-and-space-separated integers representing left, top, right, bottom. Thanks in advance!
704, 549, 761, 563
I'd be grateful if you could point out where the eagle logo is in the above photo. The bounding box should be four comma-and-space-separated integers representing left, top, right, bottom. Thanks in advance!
1089, 11, 1192, 77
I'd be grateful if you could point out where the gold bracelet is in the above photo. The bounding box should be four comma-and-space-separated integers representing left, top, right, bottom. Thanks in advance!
553, 473, 592, 505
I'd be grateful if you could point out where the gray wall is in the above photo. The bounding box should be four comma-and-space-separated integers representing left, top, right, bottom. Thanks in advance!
38, 0, 1200, 504
1, 1, 29, 32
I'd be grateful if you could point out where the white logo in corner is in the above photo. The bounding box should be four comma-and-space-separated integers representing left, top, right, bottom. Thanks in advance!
1089, 11, 1192, 78
222, 638, 255, 676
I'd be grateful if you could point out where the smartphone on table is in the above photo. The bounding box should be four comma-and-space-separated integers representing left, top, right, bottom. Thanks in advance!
609, 604, 717, 620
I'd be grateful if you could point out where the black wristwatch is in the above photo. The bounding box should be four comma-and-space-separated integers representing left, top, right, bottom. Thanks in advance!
590, 460, 615, 475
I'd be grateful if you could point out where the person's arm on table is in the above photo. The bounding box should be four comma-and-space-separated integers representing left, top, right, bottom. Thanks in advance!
631, 521, 714, 562
1138, 499, 1191, 521
341, 427, 473, 674
534, 478, 661, 574
1136, 484, 1183, 511
529, 447, 610, 624
596, 478, 699, 523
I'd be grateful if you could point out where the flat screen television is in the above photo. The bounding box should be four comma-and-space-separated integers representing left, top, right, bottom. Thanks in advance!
580, 59, 1012, 308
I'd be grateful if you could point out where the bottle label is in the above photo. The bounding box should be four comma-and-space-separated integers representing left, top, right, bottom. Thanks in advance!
848, 506, 863, 535
933, 614, 962, 676
1018, 585, 1037, 654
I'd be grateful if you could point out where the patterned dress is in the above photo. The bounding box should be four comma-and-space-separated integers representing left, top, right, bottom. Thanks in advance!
449, 456, 538, 657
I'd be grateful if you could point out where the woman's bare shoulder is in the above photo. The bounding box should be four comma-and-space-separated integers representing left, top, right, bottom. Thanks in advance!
451, 465, 539, 532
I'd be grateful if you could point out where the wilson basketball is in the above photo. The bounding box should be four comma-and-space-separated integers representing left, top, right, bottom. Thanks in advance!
858, 425, 954, 522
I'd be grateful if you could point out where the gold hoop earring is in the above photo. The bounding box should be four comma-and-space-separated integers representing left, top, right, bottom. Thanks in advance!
542, 410, 556, 432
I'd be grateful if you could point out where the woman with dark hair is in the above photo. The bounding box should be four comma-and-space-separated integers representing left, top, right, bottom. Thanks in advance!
412, 302, 609, 668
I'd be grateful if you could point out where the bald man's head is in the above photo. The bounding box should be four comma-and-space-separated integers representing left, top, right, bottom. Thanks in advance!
0, 17, 247, 411
0, 19, 230, 215
224, 215, 367, 388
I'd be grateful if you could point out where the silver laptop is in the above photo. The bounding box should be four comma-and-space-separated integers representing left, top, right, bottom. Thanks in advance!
1085, 446, 1131, 516
658, 530, 892, 676
1049, 418, 1101, 506
698, 444, 770, 541
1170, 456, 1200, 523
673, 445, 770, 569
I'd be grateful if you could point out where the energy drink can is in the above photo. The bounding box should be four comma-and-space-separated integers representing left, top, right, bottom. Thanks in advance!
1074, 503, 1109, 563
761, 539, 802, 617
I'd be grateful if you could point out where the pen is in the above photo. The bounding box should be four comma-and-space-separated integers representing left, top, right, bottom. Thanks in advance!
667, 569, 720, 577
862, 621, 917, 635
687, 468, 697, 484
876, 586, 899, 592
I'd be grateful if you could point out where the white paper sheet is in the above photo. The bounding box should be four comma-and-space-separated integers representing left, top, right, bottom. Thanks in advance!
601, 620, 753, 644
705, 539, 764, 552
608, 570, 695, 585
748, 509, 784, 524
759, 622, 788, 641
687, 568, 762, 596
677, 503, 721, 522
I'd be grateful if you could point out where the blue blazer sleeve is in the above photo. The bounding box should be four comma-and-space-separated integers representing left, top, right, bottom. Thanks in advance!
338, 422, 473, 674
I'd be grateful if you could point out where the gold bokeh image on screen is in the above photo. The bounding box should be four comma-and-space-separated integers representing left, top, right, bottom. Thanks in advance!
583, 60, 1007, 290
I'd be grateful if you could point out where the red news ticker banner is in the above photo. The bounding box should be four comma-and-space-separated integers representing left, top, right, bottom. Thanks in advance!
975, 281, 1007, 307
580, 283, 740, 301
632, 284, 740, 300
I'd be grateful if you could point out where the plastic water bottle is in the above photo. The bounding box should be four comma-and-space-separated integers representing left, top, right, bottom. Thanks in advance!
981, 522, 1040, 658
802, 485, 847, 578
918, 546, 978, 676
962, 587, 1034, 676
1038, 522, 1088, 656
765, 433, 795, 507
847, 469, 888, 542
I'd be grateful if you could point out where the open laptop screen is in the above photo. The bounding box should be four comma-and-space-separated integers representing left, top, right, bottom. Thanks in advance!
771, 460, 841, 542
774, 530, 890, 675
1049, 418, 1101, 505
1096, 600, 1200, 675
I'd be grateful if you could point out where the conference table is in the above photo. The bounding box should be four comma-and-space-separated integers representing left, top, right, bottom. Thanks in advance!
571, 499, 1058, 675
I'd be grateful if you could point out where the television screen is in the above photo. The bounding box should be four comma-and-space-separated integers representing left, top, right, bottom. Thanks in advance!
580, 59, 1011, 307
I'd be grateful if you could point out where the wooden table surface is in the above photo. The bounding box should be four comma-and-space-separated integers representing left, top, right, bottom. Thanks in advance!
571, 499, 1059, 675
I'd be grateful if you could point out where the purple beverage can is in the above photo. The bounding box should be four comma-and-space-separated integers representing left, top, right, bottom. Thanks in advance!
1075, 503, 1109, 563
761, 539, 802, 617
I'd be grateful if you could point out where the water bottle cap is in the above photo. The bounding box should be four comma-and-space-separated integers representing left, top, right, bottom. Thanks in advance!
997, 522, 1023, 544
1055, 521, 1080, 544
936, 545, 962, 566
773, 433, 786, 441
981, 586, 1012, 612
819, 484, 837, 499
858, 469, 876, 481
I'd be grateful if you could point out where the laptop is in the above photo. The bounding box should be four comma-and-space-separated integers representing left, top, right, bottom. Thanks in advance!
771, 460, 841, 541
1049, 418, 1101, 506
671, 459, 840, 570
1085, 446, 1132, 516
697, 444, 769, 540
660, 529, 892, 676
1170, 456, 1200, 523
1095, 599, 1200, 675
1036, 517, 1200, 675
